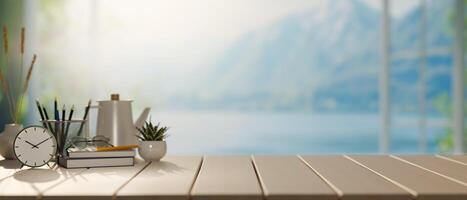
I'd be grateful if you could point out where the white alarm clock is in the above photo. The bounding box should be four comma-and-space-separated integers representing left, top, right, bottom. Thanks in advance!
13, 126, 57, 168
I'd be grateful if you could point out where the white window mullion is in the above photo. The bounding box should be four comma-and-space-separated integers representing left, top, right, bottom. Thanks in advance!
453, 0, 465, 154
380, 0, 391, 153
418, 0, 428, 153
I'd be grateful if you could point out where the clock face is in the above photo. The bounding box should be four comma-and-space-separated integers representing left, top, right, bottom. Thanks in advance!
13, 126, 57, 167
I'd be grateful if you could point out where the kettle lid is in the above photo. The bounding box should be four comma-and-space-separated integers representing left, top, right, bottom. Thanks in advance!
111, 94, 120, 101
97, 93, 133, 102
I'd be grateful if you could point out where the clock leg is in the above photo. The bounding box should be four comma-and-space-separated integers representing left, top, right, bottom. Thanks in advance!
51, 162, 57, 169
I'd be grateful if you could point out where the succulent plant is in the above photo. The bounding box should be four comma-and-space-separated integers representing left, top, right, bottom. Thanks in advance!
136, 121, 169, 141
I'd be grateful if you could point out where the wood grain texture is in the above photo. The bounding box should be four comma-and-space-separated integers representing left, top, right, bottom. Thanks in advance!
0, 165, 84, 200
301, 155, 411, 200
0, 159, 22, 180
397, 155, 467, 185
41, 160, 149, 200
349, 155, 467, 200
253, 155, 336, 200
2, 155, 467, 200
115, 156, 203, 200
444, 155, 467, 164
0, 159, 35, 199
191, 156, 262, 200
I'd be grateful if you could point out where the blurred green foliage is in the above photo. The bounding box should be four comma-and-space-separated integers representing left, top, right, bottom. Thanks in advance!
435, 3, 467, 153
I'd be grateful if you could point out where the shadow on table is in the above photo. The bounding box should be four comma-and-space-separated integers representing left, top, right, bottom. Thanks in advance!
13, 169, 60, 183
74, 160, 187, 179
0, 159, 22, 169
152, 161, 186, 172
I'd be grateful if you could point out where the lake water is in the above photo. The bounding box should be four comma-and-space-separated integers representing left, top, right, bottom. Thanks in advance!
154, 111, 447, 154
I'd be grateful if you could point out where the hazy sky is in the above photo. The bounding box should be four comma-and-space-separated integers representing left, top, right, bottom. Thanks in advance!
37, 0, 424, 102
92, 0, 420, 70
362, 0, 421, 18
60, 0, 422, 80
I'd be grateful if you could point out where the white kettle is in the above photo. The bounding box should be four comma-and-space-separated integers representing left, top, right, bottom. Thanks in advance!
94, 94, 150, 146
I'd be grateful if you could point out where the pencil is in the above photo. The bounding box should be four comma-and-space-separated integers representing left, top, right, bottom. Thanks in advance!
77, 100, 91, 136
42, 106, 49, 120
54, 98, 58, 118
62, 105, 66, 121
35, 100, 46, 128
60, 104, 66, 153
42, 105, 55, 135
54, 98, 59, 136
64, 105, 74, 145
96, 144, 139, 152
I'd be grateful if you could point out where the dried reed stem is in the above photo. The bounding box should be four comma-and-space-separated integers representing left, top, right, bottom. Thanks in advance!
16, 54, 36, 122
23, 54, 36, 93
2, 25, 8, 54
20, 27, 24, 54
2, 25, 15, 122
16, 27, 25, 119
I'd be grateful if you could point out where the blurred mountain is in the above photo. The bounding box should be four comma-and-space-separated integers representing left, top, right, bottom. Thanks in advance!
175, 0, 453, 113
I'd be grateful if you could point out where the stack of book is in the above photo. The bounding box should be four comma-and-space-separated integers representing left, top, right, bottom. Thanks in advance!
59, 148, 135, 168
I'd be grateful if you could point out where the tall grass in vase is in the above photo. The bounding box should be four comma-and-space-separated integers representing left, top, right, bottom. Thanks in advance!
0, 25, 37, 124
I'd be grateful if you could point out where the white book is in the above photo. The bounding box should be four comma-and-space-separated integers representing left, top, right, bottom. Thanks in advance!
67, 149, 135, 158
58, 157, 134, 169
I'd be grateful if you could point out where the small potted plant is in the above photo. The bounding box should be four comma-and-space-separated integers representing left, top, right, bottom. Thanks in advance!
136, 121, 169, 161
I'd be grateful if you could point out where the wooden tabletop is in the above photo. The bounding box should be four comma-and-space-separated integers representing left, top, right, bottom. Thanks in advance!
1, 155, 467, 200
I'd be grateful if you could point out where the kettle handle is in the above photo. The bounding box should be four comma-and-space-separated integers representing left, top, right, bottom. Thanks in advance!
135, 107, 151, 130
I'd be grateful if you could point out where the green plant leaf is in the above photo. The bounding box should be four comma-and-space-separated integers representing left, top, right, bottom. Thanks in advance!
135, 120, 170, 141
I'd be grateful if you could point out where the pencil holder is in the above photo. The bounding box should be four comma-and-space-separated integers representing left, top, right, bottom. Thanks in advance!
41, 119, 87, 157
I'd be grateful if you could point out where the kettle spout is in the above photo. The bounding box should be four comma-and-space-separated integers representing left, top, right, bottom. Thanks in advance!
135, 107, 151, 129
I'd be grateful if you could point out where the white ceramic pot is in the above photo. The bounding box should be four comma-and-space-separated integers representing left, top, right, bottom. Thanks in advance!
138, 141, 166, 161
0, 124, 23, 160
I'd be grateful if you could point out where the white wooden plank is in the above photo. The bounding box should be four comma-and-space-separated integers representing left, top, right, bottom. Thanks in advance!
37, 167, 87, 196
41, 160, 149, 200
445, 155, 467, 164
0, 167, 37, 199
301, 155, 411, 200
0, 156, 31, 199
397, 155, 467, 186
0, 165, 84, 200
0, 158, 22, 180
253, 155, 336, 200
115, 156, 202, 200
350, 155, 467, 200
2, 155, 467, 200
191, 156, 262, 200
